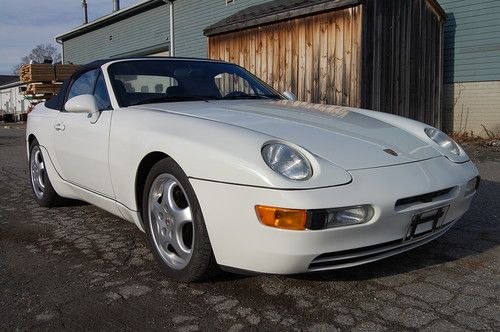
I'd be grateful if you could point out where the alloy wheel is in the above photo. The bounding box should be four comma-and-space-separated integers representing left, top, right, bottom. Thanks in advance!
147, 173, 194, 270
30, 145, 46, 200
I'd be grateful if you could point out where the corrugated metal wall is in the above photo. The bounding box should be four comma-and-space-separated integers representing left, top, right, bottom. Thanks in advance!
64, 5, 169, 64
439, 0, 500, 83
63, 0, 270, 64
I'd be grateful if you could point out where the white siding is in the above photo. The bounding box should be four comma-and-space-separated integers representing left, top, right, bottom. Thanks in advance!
62, 0, 271, 64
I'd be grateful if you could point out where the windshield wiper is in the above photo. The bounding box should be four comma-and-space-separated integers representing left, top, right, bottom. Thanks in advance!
129, 95, 214, 106
221, 94, 278, 100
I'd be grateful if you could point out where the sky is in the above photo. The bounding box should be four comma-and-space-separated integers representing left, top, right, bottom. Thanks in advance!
0, 0, 138, 75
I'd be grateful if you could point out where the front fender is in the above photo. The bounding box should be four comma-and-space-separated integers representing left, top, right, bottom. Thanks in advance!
109, 108, 352, 211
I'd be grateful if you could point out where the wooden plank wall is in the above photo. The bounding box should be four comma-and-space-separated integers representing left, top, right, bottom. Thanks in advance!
208, 6, 363, 106
361, 0, 445, 128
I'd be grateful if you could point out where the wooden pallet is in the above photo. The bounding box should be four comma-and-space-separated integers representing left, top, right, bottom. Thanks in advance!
19, 64, 79, 83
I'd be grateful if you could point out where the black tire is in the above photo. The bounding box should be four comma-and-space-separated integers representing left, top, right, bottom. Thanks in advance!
29, 139, 63, 207
142, 157, 219, 282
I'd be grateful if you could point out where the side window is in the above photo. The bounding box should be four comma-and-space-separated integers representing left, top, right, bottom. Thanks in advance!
93, 73, 112, 110
67, 69, 99, 101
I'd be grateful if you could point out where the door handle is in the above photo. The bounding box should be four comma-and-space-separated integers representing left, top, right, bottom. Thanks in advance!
54, 123, 65, 131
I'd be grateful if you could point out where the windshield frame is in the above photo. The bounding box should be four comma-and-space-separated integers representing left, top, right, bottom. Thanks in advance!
106, 59, 284, 107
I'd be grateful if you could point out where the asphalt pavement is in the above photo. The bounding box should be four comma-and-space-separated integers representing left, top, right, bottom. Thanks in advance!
0, 125, 499, 331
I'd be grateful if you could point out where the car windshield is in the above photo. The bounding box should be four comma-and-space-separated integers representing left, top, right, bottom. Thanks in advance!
107, 59, 282, 107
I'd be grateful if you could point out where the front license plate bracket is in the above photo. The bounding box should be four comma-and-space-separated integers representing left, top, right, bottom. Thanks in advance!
404, 206, 449, 241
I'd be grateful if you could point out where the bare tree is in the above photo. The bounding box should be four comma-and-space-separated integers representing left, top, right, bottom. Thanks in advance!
13, 43, 62, 74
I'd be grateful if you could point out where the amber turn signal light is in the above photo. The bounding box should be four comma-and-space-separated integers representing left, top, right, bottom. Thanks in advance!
255, 205, 307, 230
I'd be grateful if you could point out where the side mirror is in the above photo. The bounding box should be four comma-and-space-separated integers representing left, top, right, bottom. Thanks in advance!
282, 90, 297, 101
64, 94, 101, 124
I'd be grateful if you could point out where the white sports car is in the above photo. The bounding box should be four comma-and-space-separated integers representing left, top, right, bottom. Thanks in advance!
27, 58, 479, 281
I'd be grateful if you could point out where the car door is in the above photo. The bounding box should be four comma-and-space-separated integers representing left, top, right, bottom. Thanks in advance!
52, 69, 115, 198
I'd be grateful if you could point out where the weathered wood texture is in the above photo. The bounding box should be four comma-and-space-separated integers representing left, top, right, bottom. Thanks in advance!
19, 64, 79, 83
208, 7, 363, 106
361, 0, 445, 128
208, 0, 444, 128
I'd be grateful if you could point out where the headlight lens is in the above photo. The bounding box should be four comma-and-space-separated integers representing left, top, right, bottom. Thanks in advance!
424, 127, 460, 155
332, 207, 374, 226
307, 205, 375, 229
261, 143, 312, 180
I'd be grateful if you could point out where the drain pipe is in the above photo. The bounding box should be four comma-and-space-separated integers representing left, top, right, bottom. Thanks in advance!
163, 0, 175, 56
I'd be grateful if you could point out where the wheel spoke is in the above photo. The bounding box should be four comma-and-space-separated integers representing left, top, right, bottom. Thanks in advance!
174, 207, 192, 223
38, 174, 45, 189
33, 180, 41, 192
161, 180, 192, 221
161, 179, 177, 211
158, 231, 170, 250
170, 227, 190, 259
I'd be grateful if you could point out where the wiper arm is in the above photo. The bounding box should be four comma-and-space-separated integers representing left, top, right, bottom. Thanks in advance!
222, 94, 278, 100
129, 95, 213, 106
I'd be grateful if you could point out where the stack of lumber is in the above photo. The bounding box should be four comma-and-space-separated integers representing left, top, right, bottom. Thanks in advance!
26, 82, 63, 95
19, 64, 78, 83
20, 64, 79, 99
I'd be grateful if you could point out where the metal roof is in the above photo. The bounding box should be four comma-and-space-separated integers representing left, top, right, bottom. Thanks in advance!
0, 75, 19, 87
204, 0, 446, 37
204, 0, 361, 36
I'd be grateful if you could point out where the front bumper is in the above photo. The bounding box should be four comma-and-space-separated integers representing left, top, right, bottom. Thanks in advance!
190, 157, 478, 274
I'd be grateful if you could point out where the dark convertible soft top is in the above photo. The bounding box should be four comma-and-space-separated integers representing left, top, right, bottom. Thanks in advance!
44, 57, 224, 111
44, 60, 109, 111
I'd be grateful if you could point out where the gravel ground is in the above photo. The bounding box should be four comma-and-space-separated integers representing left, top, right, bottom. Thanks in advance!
0, 126, 499, 331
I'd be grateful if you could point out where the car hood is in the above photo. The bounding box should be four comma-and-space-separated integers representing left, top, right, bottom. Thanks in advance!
133, 100, 441, 170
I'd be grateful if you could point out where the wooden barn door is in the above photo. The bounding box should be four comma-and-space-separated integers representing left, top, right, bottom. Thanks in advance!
360, 0, 445, 128
208, 6, 363, 107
